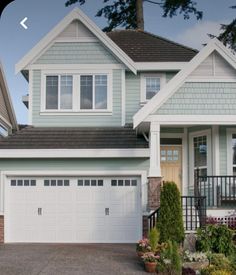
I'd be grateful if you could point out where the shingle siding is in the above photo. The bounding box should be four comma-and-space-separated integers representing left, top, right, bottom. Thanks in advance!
34, 42, 119, 64
155, 82, 236, 115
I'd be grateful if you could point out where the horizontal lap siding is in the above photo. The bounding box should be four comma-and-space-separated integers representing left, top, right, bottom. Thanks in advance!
34, 42, 119, 64
32, 70, 122, 127
0, 158, 149, 171
0, 86, 10, 123
156, 82, 236, 115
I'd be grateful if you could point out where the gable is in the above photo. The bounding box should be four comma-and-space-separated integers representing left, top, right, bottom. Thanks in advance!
188, 51, 236, 79
16, 8, 136, 74
154, 82, 236, 115
56, 20, 96, 40
34, 42, 120, 65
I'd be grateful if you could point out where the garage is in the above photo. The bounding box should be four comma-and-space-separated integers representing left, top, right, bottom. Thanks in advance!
4, 176, 142, 243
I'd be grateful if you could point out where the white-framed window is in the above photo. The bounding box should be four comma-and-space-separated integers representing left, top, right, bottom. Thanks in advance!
42, 71, 112, 113
45, 75, 73, 110
140, 73, 166, 102
226, 129, 236, 175
189, 130, 212, 186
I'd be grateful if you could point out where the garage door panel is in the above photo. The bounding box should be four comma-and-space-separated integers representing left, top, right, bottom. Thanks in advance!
5, 176, 141, 243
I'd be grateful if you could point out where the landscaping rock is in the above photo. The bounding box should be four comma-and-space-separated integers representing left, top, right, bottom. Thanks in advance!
184, 233, 196, 252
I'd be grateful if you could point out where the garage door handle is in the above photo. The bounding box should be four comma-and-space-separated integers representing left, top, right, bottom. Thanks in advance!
38, 208, 42, 216
105, 208, 109, 216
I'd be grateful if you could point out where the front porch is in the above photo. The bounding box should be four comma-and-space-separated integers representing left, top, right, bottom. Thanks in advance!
144, 122, 236, 233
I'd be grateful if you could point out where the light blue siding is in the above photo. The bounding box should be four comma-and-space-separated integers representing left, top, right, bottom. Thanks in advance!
155, 82, 236, 115
125, 72, 178, 123
34, 42, 119, 64
32, 70, 122, 127
125, 72, 140, 123
0, 158, 149, 172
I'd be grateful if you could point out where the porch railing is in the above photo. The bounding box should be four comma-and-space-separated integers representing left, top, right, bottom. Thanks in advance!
195, 171, 236, 207
147, 195, 206, 232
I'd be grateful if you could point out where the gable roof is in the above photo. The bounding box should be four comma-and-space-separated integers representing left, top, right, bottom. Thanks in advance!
15, 8, 136, 74
107, 30, 198, 62
0, 62, 18, 131
0, 126, 148, 149
133, 38, 236, 128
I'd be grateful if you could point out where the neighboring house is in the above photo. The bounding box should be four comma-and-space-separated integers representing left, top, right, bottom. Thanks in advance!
0, 8, 235, 243
0, 63, 18, 137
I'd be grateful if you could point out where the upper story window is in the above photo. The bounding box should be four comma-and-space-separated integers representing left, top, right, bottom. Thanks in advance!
80, 75, 107, 110
140, 73, 166, 103
43, 71, 111, 113
0, 124, 8, 137
46, 75, 72, 110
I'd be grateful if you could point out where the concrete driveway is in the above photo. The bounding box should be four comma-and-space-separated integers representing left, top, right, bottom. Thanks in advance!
0, 244, 147, 275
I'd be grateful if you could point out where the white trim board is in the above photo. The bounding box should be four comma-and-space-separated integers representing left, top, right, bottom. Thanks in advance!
0, 149, 150, 158
15, 8, 136, 74
133, 38, 236, 128
147, 115, 236, 125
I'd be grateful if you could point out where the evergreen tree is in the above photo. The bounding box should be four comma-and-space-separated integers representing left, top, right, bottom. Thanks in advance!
158, 181, 184, 244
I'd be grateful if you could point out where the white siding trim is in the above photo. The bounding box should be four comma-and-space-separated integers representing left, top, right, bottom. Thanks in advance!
121, 69, 126, 126
0, 149, 150, 158
28, 64, 125, 70
28, 70, 33, 125
147, 115, 236, 125
182, 127, 188, 195
212, 126, 220, 175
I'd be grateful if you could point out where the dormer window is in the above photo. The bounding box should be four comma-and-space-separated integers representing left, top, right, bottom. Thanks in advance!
42, 71, 111, 113
46, 75, 72, 110
141, 73, 166, 103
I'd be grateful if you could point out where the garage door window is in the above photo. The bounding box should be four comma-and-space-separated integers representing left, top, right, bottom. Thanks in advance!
44, 179, 70, 186
77, 179, 104, 186
111, 179, 137, 187
11, 179, 36, 186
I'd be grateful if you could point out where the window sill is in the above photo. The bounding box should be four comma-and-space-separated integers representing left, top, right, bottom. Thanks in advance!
40, 111, 113, 116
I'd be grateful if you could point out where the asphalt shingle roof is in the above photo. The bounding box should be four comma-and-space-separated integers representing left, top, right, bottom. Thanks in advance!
107, 30, 198, 62
0, 127, 148, 149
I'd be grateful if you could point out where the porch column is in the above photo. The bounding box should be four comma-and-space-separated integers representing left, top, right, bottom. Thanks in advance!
148, 122, 162, 210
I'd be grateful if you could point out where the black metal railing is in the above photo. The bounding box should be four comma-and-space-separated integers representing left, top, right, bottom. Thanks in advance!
148, 207, 159, 231
147, 195, 206, 232
195, 171, 236, 207
181, 196, 207, 231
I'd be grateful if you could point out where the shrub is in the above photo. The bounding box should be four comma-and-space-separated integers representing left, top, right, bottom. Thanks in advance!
196, 224, 234, 255
158, 181, 184, 244
157, 240, 182, 275
148, 227, 159, 252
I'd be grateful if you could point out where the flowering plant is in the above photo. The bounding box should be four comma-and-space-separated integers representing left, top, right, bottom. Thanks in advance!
142, 252, 160, 263
184, 250, 208, 263
136, 238, 151, 252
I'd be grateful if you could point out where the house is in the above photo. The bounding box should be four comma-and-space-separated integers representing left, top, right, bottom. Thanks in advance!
0, 7, 235, 243
0, 62, 18, 137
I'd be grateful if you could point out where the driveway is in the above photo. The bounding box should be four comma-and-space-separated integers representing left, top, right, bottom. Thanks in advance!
0, 244, 147, 275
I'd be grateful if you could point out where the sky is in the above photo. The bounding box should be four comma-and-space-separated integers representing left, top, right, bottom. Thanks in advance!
0, 0, 235, 124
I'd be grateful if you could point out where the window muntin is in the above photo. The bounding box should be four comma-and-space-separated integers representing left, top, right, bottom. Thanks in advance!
44, 73, 109, 112
11, 179, 37, 186
146, 77, 161, 99
193, 135, 207, 177
80, 75, 108, 110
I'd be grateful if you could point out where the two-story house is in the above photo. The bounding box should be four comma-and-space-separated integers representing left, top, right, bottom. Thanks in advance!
0, 8, 235, 243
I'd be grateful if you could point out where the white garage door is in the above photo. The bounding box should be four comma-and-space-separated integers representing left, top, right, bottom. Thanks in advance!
5, 176, 141, 243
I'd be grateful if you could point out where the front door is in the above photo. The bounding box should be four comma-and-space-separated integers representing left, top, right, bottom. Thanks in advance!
160, 145, 182, 191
